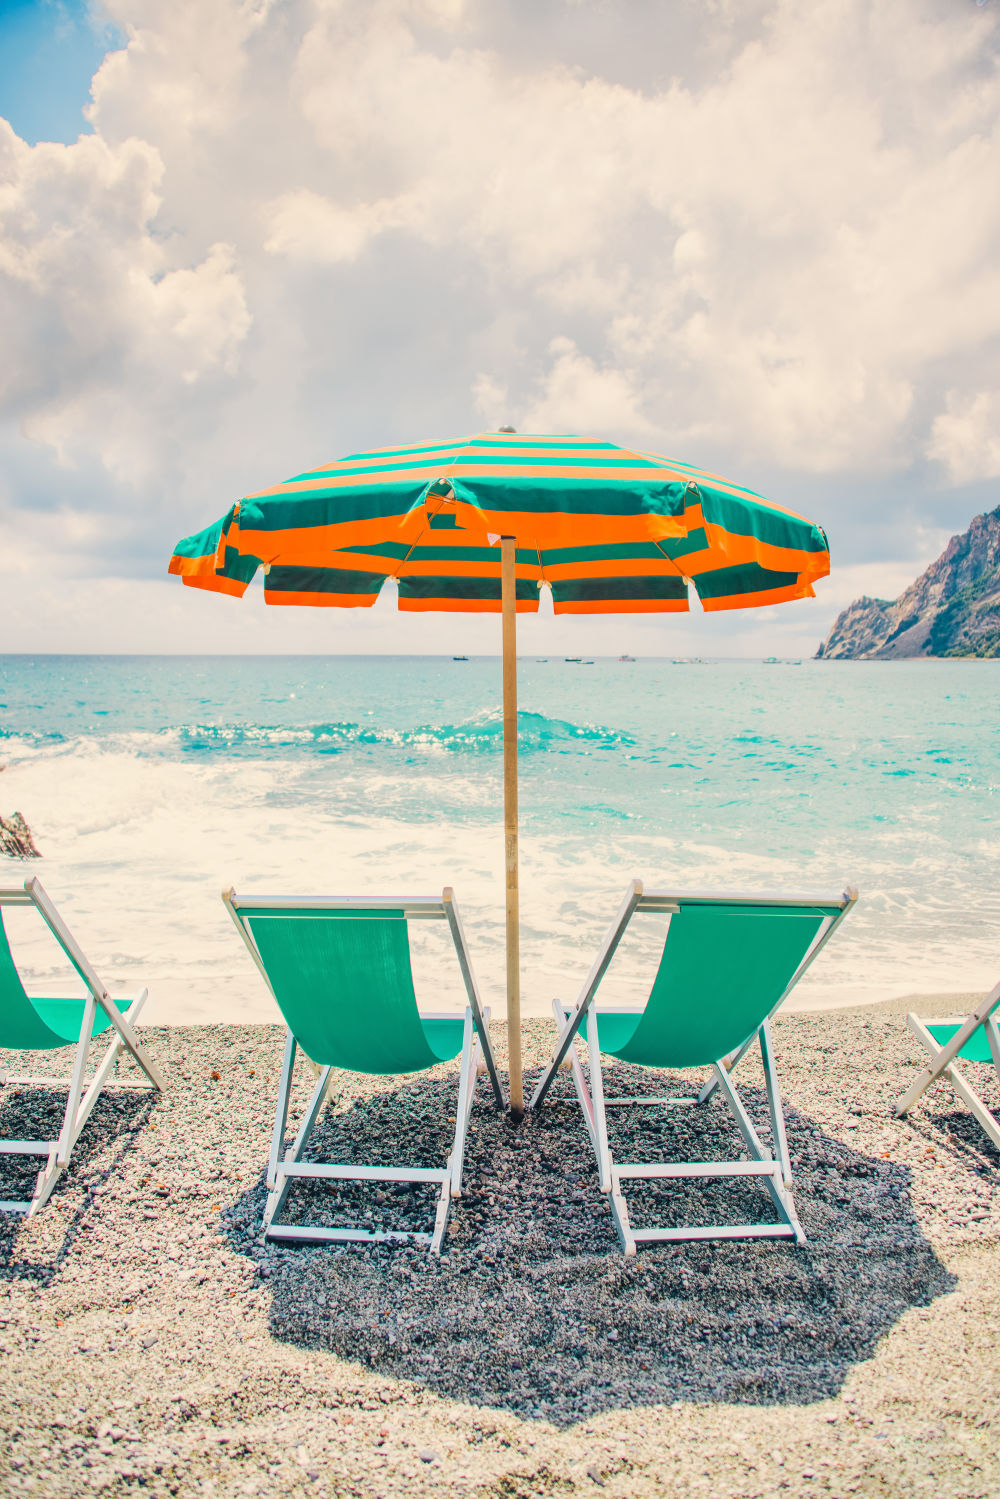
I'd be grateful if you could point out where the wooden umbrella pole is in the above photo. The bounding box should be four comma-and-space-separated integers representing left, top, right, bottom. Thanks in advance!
500, 536, 523, 1118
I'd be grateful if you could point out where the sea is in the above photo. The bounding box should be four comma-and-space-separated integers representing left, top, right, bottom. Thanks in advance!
1, 654, 998, 1027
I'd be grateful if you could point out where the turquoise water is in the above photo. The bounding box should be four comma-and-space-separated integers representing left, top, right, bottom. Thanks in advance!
1, 655, 998, 1023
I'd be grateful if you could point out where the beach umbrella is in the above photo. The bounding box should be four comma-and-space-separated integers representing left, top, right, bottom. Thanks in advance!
169, 432, 830, 1114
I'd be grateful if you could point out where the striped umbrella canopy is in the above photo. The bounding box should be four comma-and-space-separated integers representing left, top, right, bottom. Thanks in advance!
170, 432, 830, 1112
170, 432, 828, 613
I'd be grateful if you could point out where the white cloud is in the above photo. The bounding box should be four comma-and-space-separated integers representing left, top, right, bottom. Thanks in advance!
470, 372, 510, 430
0, 120, 250, 485
515, 336, 654, 439
927, 390, 1000, 485
0, 0, 998, 650
269, 0, 1000, 472
264, 187, 420, 264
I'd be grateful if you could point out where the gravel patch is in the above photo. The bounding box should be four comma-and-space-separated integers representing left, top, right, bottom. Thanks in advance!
0, 999, 998, 1496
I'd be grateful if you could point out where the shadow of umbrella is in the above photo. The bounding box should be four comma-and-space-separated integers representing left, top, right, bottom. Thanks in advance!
224, 1066, 955, 1426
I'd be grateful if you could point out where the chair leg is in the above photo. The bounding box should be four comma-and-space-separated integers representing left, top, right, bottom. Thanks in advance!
55, 991, 158, 1170
263, 1029, 488, 1254
473, 1007, 504, 1112
56, 997, 100, 1169
987, 1017, 1000, 1083
547, 1001, 615, 1194
548, 1004, 637, 1244
429, 1177, 452, 1256
531, 998, 591, 1111
95, 990, 164, 1093
267, 1032, 297, 1190
444, 1003, 498, 1247
697, 1033, 754, 1105
551, 1000, 601, 1160
758, 1020, 793, 1189
26, 1157, 66, 1218
900, 1015, 1000, 1153
586, 1007, 613, 1193
264, 1056, 332, 1230
609, 1186, 637, 1257
449, 1007, 480, 1199
550, 1011, 804, 1251
712, 1062, 805, 1245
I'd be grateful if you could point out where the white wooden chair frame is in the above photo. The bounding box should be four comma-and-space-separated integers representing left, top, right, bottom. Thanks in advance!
895, 980, 1000, 1152
531, 881, 857, 1255
225, 888, 503, 1254
0, 878, 164, 1217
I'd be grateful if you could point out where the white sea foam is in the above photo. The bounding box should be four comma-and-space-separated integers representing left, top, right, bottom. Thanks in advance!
3, 732, 998, 1026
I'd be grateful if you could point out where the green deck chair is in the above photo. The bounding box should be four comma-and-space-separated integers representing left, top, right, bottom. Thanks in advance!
0, 878, 164, 1217
895, 981, 1000, 1151
531, 881, 857, 1254
224, 887, 504, 1253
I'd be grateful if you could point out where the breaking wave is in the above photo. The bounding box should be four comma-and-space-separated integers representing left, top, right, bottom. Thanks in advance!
1, 709, 636, 764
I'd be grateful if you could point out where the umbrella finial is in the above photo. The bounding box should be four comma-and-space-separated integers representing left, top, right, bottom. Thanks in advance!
497, 425, 516, 433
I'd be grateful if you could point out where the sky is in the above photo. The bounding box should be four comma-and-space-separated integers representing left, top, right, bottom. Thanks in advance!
0, 0, 998, 657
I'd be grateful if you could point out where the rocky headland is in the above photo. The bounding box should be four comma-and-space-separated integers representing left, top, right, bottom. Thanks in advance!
817, 504, 1000, 659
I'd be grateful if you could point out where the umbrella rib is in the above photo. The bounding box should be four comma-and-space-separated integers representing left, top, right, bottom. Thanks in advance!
388, 437, 474, 581
652, 539, 691, 582
392, 518, 431, 580
390, 443, 482, 580
390, 482, 458, 580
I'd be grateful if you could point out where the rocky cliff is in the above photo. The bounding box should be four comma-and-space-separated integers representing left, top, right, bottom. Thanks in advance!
816, 505, 1000, 659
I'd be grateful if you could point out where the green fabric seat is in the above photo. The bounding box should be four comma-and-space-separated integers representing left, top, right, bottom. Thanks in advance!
0, 912, 128, 1051
591, 1012, 641, 1056
420, 1017, 466, 1064
243, 910, 465, 1074
594, 903, 843, 1069
926, 1022, 995, 1065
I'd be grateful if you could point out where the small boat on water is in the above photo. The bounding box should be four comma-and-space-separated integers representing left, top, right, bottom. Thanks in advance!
564, 656, 583, 663
453, 655, 469, 661
618, 654, 636, 662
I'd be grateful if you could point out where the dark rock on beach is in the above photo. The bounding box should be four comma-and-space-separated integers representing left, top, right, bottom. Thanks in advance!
0, 812, 41, 860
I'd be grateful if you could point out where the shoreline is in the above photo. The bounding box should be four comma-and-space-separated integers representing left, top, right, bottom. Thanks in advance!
129, 988, 992, 1028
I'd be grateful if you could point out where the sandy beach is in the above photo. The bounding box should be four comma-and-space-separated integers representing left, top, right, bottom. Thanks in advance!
1, 993, 998, 1497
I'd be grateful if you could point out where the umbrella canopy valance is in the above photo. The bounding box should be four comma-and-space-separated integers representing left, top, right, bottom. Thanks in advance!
169, 433, 829, 615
